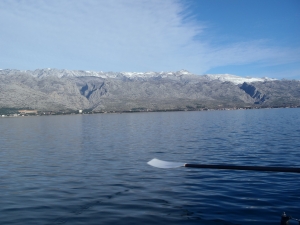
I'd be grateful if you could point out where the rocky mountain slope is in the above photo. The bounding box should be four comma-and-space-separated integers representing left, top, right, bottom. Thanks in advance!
0, 69, 299, 112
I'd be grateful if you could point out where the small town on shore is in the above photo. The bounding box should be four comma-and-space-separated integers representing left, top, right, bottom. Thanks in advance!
1, 105, 300, 118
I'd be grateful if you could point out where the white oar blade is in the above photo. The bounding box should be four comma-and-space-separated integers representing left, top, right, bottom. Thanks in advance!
147, 158, 184, 169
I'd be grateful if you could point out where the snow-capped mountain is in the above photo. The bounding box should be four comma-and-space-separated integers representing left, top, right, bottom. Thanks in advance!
0, 68, 278, 85
0, 68, 194, 79
1, 68, 299, 113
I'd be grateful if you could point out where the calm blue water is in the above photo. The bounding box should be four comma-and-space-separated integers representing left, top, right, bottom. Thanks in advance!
0, 108, 299, 225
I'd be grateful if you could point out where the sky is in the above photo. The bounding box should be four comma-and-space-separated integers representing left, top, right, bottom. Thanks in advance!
0, 0, 299, 79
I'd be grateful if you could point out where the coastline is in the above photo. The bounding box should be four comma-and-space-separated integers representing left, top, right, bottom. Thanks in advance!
1, 105, 299, 118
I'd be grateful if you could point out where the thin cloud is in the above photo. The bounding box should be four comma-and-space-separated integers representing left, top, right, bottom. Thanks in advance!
201, 41, 300, 68
0, 0, 299, 77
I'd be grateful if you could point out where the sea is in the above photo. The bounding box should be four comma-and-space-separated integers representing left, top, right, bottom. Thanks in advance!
0, 108, 299, 225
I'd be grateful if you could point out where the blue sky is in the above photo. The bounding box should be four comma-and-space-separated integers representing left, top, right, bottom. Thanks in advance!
0, 0, 299, 79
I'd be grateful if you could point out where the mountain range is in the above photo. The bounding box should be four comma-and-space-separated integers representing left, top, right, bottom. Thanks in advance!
0, 69, 299, 113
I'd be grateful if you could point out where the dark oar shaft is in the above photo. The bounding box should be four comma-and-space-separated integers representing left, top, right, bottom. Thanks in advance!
185, 164, 300, 173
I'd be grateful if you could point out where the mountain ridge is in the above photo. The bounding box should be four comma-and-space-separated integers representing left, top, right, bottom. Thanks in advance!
0, 69, 299, 113
0, 68, 279, 84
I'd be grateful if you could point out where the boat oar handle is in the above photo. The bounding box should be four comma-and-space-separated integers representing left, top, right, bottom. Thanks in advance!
184, 164, 300, 173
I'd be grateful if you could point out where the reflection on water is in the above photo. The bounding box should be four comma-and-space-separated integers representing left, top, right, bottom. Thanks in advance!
0, 108, 299, 224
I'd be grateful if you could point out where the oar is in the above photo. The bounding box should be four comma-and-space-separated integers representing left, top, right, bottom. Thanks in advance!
147, 158, 300, 173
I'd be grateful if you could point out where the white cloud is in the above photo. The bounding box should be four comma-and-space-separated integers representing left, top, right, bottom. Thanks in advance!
0, 0, 299, 77
200, 40, 299, 68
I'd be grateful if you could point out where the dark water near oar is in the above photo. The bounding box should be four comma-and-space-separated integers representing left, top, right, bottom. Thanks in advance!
1, 108, 299, 225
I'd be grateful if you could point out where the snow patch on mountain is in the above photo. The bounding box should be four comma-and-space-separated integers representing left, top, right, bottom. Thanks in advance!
204, 74, 277, 85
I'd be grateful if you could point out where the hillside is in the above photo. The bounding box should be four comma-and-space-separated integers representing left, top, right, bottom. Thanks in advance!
0, 69, 299, 113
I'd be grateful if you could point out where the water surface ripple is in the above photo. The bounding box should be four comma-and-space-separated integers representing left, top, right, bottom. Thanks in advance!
0, 108, 299, 224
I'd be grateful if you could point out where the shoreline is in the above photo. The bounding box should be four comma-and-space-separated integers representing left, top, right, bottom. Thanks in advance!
1, 105, 300, 118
